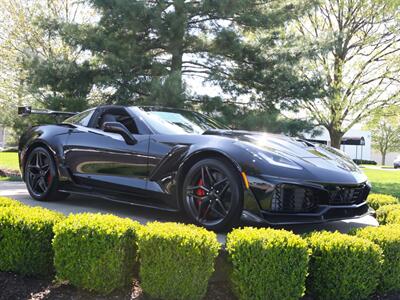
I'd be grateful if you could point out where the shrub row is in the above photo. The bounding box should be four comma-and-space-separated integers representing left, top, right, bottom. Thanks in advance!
138, 222, 220, 300
0, 204, 64, 276
226, 227, 309, 300
353, 159, 377, 165
53, 213, 141, 294
2, 196, 400, 300
367, 193, 399, 211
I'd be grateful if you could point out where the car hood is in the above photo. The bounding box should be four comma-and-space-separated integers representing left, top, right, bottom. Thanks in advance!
203, 129, 362, 175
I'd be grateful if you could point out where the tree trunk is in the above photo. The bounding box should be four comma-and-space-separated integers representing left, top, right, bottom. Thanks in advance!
170, 0, 186, 93
381, 152, 386, 165
328, 128, 344, 149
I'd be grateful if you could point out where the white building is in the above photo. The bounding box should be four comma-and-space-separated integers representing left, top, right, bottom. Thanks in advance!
304, 128, 372, 161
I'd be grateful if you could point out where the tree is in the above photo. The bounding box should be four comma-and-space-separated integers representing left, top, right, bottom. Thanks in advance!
48, 0, 314, 109
0, 0, 95, 144
366, 106, 400, 165
294, 0, 400, 148
197, 95, 318, 136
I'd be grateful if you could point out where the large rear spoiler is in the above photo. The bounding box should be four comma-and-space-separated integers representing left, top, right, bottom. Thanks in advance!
18, 106, 77, 117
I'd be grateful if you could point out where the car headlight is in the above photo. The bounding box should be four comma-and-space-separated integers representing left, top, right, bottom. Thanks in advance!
258, 151, 303, 170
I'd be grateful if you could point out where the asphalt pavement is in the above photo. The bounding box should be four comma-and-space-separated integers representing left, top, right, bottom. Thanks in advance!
0, 181, 378, 244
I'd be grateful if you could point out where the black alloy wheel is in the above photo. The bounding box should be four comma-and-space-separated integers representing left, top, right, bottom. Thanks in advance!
182, 158, 243, 231
25, 147, 67, 201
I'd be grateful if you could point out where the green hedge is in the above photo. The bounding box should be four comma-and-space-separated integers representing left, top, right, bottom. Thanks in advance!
0, 206, 64, 276
307, 231, 383, 300
368, 194, 398, 210
355, 225, 400, 292
53, 213, 140, 294
376, 204, 400, 224
226, 227, 309, 300
386, 210, 400, 225
137, 222, 220, 300
0, 196, 24, 208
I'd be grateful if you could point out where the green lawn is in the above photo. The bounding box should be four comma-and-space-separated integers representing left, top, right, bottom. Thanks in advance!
363, 168, 400, 199
0, 152, 19, 171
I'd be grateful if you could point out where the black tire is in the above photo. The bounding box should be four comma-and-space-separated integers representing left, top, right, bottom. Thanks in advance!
182, 158, 243, 231
24, 147, 68, 201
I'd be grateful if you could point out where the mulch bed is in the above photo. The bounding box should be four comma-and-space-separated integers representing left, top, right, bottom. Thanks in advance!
0, 272, 235, 300
2, 271, 400, 300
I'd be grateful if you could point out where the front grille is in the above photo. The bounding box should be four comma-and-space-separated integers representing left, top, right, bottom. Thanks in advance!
324, 184, 369, 205
271, 184, 317, 212
266, 183, 369, 212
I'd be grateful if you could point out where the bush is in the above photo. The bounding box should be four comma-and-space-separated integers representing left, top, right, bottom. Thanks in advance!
53, 213, 140, 294
0, 206, 64, 276
0, 196, 24, 208
355, 225, 400, 292
376, 204, 400, 224
137, 222, 220, 300
368, 193, 398, 210
386, 210, 400, 225
307, 231, 382, 300
226, 227, 309, 300
353, 159, 377, 165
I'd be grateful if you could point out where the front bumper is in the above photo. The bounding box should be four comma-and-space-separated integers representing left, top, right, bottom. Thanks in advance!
242, 174, 373, 225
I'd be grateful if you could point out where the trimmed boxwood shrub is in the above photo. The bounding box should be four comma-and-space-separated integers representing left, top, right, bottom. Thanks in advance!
353, 159, 377, 165
355, 225, 400, 292
53, 213, 140, 294
0, 196, 24, 208
226, 227, 309, 300
137, 222, 220, 300
307, 231, 383, 300
376, 204, 400, 224
368, 193, 398, 210
0, 206, 64, 276
386, 210, 400, 224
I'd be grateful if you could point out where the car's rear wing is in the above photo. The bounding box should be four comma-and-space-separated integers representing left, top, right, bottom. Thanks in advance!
18, 106, 77, 117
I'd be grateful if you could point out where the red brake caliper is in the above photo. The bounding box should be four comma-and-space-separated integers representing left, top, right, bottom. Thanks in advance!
47, 173, 52, 184
195, 178, 205, 207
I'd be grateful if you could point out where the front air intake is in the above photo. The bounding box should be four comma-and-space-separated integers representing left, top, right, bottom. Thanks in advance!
271, 184, 316, 212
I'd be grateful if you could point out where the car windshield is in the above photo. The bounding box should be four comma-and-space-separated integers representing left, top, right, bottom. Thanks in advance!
134, 107, 229, 135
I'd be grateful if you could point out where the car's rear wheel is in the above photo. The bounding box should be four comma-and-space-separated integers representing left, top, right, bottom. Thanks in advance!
25, 147, 68, 201
182, 158, 243, 231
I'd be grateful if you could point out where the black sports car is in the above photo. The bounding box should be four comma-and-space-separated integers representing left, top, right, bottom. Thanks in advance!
18, 105, 372, 230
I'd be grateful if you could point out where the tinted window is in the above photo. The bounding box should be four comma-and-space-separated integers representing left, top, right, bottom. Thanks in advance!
135, 107, 229, 134
64, 109, 94, 127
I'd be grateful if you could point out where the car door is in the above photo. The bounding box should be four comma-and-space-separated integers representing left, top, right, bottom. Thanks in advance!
63, 107, 151, 199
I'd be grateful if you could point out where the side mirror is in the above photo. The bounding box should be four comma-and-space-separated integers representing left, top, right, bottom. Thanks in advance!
102, 122, 137, 145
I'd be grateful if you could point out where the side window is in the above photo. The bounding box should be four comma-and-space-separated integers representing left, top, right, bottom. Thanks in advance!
96, 109, 139, 134
64, 109, 94, 127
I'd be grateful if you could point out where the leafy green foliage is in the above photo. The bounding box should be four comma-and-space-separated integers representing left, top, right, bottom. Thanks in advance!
295, 0, 400, 148
386, 210, 400, 225
355, 225, 400, 292
226, 227, 309, 300
367, 193, 399, 210
53, 213, 141, 294
198, 95, 319, 136
34, 0, 316, 119
0, 206, 64, 276
376, 204, 400, 225
0, 197, 24, 208
137, 222, 220, 300
306, 231, 383, 300
365, 106, 400, 165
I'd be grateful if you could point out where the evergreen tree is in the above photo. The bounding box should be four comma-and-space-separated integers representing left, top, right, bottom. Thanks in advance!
49, 0, 314, 109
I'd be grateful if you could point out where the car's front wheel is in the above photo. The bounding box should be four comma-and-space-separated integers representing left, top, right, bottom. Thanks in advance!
25, 147, 68, 201
182, 158, 243, 231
